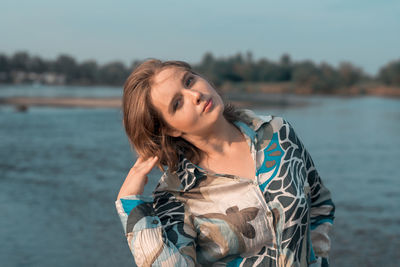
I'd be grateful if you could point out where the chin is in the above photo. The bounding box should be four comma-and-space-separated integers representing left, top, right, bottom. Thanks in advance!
214, 105, 225, 121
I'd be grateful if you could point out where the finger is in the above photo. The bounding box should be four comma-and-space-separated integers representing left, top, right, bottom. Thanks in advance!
131, 156, 149, 170
135, 156, 145, 165
130, 156, 158, 175
135, 155, 157, 166
146, 156, 158, 168
143, 156, 158, 171
148, 156, 158, 165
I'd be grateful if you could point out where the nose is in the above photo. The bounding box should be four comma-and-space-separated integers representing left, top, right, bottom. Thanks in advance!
187, 90, 202, 105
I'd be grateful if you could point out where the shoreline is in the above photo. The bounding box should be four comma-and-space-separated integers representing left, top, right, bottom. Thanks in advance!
0, 97, 122, 108
0, 94, 311, 109
0, 91, 398, 110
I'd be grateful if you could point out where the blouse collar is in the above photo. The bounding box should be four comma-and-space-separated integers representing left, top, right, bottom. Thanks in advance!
172, 109, 272, 192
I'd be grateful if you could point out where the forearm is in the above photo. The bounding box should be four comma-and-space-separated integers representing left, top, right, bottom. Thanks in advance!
115, 195, 196, 266
284, 119, 335, 260
307, 166, 335, 259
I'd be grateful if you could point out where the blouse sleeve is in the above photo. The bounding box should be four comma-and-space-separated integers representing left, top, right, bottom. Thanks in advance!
286, 120, 335, 263
304, 147, 335, 261
115, 190, 197, 266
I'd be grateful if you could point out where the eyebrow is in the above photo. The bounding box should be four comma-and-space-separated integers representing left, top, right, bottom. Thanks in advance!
167, 70, 190, 114
181, 71, 191, 87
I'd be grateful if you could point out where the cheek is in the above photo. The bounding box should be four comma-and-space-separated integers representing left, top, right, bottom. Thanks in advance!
179, 107, 199, 126
183, 107, 199, 122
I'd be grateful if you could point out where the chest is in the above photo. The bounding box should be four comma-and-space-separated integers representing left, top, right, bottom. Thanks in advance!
179, 171, 311, 263
199, 141, 256, 181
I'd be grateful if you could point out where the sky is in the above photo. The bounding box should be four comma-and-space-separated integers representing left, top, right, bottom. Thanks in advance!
1, 0, 399, 75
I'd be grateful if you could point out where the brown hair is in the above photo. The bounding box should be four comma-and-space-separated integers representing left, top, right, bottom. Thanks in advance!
123, 59, 240, 172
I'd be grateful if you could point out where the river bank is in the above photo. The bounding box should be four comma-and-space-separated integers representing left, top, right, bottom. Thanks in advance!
220, 81, 400, 98
0, 92, 311, 110
1, 87, 398, 111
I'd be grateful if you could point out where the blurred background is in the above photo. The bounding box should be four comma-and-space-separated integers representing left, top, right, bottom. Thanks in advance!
1, 1, 399, 266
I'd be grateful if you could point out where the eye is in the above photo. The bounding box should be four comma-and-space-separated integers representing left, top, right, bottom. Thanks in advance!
185, 75, 195, 88
173, 97, 182, 111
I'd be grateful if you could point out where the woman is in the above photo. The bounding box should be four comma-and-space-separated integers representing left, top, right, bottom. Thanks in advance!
115, 59, 335, 266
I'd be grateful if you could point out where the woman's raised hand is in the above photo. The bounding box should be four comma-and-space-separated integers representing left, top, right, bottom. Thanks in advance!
117, 156, 158, 200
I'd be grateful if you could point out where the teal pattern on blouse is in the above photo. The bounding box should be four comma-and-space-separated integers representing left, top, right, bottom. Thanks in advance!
115, 109, 335, 266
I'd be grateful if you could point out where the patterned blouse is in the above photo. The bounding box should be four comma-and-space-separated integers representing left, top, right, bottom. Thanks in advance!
115, 109, 335, 266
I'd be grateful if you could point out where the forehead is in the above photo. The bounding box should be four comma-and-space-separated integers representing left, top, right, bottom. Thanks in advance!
150, 67, 185, 110
152, 67, 185, 88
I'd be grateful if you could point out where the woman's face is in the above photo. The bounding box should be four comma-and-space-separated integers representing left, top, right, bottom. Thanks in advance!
150, 67, 224, 139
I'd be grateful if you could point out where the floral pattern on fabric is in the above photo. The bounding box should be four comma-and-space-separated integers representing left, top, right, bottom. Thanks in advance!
115, 109, 335, 266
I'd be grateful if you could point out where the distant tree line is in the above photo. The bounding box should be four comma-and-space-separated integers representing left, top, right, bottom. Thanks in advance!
195, 52, 373, 93
0, 52, 131, 86
0, 51, 399, 93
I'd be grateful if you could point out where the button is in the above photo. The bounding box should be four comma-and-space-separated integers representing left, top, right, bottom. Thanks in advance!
266, 212, 272, 217
152, 220, 159, 224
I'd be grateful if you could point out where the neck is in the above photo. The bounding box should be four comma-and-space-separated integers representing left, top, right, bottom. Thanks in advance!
182, 116, 244, 160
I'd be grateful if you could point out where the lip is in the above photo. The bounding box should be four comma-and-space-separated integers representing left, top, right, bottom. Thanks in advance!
203, 98, 213, 113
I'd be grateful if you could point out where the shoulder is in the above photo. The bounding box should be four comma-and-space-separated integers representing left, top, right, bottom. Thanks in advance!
152, 171, 188, 220
153, 169, 187, 201
235, 108, 288, 132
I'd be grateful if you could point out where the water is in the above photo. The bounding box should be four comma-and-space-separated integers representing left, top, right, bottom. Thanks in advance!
0, 85, 399, 266
0, 84, 122, 98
